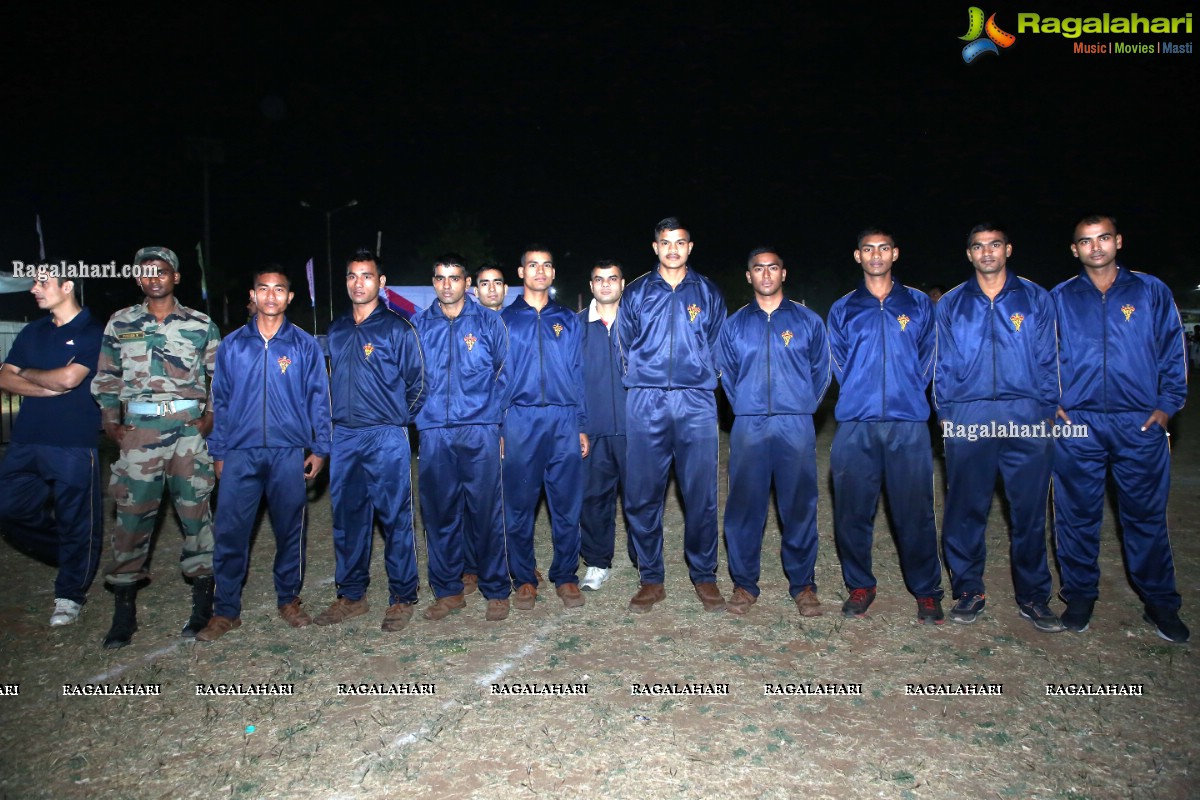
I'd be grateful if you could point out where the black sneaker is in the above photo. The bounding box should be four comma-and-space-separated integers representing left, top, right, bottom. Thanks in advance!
949, 593, 986, 624
1018, 601, 1066, 632
1143, 606, 1190, 643
916, 597, 944, 625
1061, 599, 1095, 633
841, 587, 876, 618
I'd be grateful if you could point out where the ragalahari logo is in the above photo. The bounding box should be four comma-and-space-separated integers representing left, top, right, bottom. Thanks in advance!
960, 7, 1017, 63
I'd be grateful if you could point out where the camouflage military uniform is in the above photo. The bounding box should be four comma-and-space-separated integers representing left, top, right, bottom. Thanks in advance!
91, 299, 220, 585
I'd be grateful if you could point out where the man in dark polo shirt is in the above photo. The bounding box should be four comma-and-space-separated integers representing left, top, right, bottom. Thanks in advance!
0, 271, 104, 627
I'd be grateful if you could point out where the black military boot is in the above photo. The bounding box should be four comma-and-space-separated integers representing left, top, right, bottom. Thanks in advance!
182, 576, 215, 638
103, 584, 139, 650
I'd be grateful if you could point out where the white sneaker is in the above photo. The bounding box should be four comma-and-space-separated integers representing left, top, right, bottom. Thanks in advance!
50, 598, 82, 627
580, 566, 610, 591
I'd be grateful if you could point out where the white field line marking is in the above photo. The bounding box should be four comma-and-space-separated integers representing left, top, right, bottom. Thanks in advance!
79, 578, 334, 685
351, 617, 560, 784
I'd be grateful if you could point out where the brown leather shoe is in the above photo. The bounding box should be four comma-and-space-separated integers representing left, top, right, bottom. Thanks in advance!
485, 598, 510, 621
556, 582, 585, 609
462, 574, 479, 596
795, 587, 824, 617
422, 593, 466, 621
195, 615, 241, 642
381, 603, 414, 632
514, 583, 537, 611
314, 596, 369, 626
726, 586, 757, 616
694, 582, 726, 612
628, 583, 666, 614
279, 599, 312, 628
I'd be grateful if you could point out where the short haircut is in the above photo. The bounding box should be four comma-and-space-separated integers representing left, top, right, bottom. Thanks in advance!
591, 258, 623, 278
1074, 214, 1119, 237
966, 223, 1009, 247
432, 253, 468, 276
856, 227, 896, 249
654, 217, 686, 238
746, 246, 783, 267
475, 261, 506, 282
253, 265, 291, 290
37, 272, 81, 301
521, 245, 554, 264
346, 246, 380, 271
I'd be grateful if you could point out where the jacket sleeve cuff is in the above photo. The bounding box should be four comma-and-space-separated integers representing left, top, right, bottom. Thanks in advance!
1155, 398, 1181, 419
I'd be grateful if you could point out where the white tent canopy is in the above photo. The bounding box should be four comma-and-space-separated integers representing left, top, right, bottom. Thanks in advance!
0, 272, 34, 294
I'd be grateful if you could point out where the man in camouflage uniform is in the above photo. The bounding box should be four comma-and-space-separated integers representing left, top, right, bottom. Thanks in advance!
91, 246, 220, 649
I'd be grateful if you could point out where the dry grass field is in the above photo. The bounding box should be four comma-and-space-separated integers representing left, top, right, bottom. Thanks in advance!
0, 400, 1196, 799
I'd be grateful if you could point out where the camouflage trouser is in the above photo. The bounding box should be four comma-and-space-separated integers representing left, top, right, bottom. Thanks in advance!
105, 410, 215, 586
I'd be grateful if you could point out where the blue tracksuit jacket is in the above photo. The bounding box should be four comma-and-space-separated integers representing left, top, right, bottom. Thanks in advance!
413, 297, 508, 430
579, 304, 627, 438
618, 268, 725, 390
1053, 266, 1186, 417
718, 299, 831, 415
827, 281, 934, 422
208, 316, 333, 460
328, 304, 425, 428
500, 296, 587, 428
935, 271, 1058, 423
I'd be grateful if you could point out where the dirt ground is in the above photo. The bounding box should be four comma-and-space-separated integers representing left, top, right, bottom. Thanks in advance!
0, 396, 1196, 800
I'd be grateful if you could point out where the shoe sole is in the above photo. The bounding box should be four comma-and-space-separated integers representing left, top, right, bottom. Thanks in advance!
315, 608, 370, 626
628, 598, 664, 614
1019, 611, 1066, 633
842, 608, 871, 618
949, 613, 981, 625
918, 618, 945, 625
1143, 613, 1190, 643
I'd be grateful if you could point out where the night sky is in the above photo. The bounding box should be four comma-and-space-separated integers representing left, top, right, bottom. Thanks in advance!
2, 3, 1196, 328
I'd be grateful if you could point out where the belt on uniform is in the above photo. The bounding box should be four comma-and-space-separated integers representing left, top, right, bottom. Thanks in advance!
126, 399, 200, 416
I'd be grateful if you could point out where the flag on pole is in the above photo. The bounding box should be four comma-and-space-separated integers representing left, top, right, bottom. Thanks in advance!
35, 215, 46, 260
195, 242, 209, 301
305, 258, 316, 307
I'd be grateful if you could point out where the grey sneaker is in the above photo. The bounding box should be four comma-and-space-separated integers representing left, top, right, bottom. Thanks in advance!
949, 593, 986, 624
50, 598, 81, 627
1018, 601, 1065, 632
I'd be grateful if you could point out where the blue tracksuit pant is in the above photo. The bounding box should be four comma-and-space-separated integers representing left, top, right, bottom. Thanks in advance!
831, 420, 943, 599
0, 443, 103, 605
418, 424, 510, 600
213, 447, 309, 618
502, 405, 582, 587
942, 399, 1054, 605
725, 415, 819, 598
579, 434, 636, 570
1053, 410, 1180, 609
330, 425, 419, 606
625, 387, 720, 585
